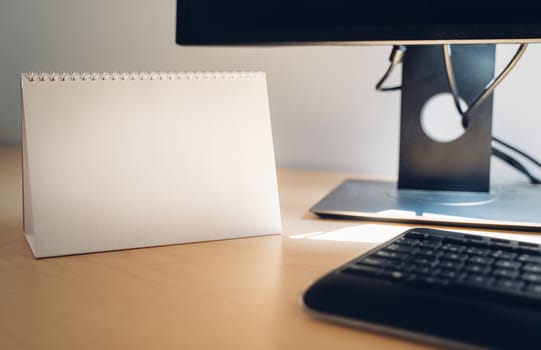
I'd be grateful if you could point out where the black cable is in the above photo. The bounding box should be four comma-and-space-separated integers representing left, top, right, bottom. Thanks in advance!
443, 44, 528, 128
375, 45, 406, 92
493, 136, 541, 168
441, 44, 541, 185
492, 146, 541, 185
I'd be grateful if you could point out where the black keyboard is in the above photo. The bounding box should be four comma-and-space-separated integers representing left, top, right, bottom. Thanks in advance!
303, 227, 541, 349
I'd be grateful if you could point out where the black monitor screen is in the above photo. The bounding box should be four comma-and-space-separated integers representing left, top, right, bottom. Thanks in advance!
177, 1, 541, 44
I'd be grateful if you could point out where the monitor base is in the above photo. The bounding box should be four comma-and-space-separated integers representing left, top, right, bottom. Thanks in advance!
310, 179, 541, 231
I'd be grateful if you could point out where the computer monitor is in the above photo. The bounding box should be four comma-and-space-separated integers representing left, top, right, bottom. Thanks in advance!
176, 1, 541, 230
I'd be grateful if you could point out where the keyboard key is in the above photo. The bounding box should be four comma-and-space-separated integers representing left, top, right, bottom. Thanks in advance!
375, 250, 409, 260
425, 233, 445, 241
466, 247, 491, 256
516, 247, 541, 255
356, 257, 390, 267
463, 234, 484, 241
489, 238, 515, 251
494, 260, 521, 269
442, 236, 465, 244
381, 270, 405, 281
442, 244, 466, 253
410, 265, 440, 276
465, 264, 491, 275
523, 264, 541, 273
462, 274, 495, 286
438, 269, 461, 279
389, 261, 410, 272
491, 250, 517, 260
493, 242, 516, 251
395, 237, 421, 246
525, 284, 541, 294
489, 239, 515, 251
405, 231, 427, 240
495, 279, 524, 291
468, 256, 494, 265
522, 273, 541, 283
386, 243, 418, 254
493, 268, 520, 279
467, 240, 490, 249
519, 255, 541, 263
491, 238, 511, 244
342, 265, 383, 278
413, 249, 442, 259
411, 257, 439, 267
442, 252, 467, 261
439, 260, 464, 270
420, 240, 442, 249
408, 275, 450, 288
519, 242, 541, 248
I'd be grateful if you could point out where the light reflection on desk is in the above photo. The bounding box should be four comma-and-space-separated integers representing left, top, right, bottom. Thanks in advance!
288, 222, 541, 245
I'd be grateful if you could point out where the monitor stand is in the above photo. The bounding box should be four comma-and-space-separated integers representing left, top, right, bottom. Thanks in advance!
310, 44, 541, 231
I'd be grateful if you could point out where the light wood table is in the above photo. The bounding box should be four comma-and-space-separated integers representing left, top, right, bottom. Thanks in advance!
0, 146, 439, 350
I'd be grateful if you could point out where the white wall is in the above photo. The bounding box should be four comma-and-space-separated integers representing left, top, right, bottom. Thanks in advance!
2, 0, 541, 183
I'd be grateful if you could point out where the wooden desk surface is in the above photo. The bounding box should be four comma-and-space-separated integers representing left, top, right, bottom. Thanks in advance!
0, 146, 436, 350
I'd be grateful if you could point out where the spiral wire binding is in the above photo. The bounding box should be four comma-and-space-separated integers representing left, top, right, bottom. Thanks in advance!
23, 71, 264, 82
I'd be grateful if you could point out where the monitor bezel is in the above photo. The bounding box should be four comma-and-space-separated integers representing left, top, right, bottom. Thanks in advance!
176, 0, 541, 46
